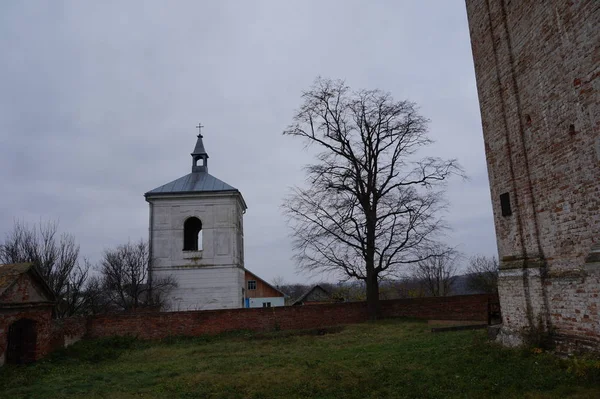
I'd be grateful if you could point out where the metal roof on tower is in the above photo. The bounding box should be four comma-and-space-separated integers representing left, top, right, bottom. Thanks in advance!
144, 127, 244, 201
145, 172, 238, 195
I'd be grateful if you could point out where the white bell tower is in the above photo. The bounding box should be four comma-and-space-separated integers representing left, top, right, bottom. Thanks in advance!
145, 127, 247, 311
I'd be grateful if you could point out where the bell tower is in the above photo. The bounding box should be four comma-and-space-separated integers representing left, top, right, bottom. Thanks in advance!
145, 127, 247, 311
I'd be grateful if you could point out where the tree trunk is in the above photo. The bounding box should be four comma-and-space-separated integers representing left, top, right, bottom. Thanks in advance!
366, 269, 380, 320
364, 204, 380, 320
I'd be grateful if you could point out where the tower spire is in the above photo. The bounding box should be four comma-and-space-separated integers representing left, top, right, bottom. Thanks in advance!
191, 123, 209, 173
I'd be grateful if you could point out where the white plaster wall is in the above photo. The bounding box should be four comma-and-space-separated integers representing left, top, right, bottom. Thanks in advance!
154, 267, 245, 311
147, 192, 246, 311
149, 194, 244, 269
248, 297, 285, 308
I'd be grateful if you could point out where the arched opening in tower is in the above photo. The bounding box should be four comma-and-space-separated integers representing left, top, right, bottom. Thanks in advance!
183, 217, 203, 251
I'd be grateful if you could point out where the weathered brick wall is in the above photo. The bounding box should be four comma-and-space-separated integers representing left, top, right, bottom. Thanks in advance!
1, 294, 494, 366
0, 270, 56, 366
86, 294, 494, 340
51, 317, 87, 349
0, 307, 54, 367
494, 269, 599, 352
466, 0, 599, 269
379, 295, 493, 321
466, 0, 599, 351
547, 272, 600, 352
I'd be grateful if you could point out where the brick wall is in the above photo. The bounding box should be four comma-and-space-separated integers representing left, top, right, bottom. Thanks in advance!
0, 306, 54, 367
465, 0, 599, 352
466, 0, 600, 270
380, 295, 494, 321
51, 317, 87, 348
86, 294, 494, 340
1, 294, 493, 366
547, 272, 600, 352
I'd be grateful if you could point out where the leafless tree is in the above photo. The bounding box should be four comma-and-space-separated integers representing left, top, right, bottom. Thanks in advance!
412, 246, 460, 297
100, 240, 176, 311
271, 275, 287, 289
80, 275, 111, 314
466, 255, 499, 294
283, 78, 462, 318
58, 259, 94, 317
0, 220, 91, 317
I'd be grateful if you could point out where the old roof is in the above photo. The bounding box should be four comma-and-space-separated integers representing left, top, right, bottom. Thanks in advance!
0, 263, 32, 297
145, 131, 245, 204
145, 172, 238, 196
292, 284, 332, 305
0, 263, 56, 303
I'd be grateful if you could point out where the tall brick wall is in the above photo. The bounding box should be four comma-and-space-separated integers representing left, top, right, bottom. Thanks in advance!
465, 0, 599, 352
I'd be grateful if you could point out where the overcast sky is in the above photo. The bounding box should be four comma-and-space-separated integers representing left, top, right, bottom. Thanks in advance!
0, 0, 496, 284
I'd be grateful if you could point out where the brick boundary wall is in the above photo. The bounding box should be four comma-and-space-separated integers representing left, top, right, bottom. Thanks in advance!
379, 294, 496, 321
50, 317, 87, 349
85, 294, 496, 340
0, 294, 494, 366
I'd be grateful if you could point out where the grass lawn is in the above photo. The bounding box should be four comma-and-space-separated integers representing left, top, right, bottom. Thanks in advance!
1, 319, 599, 399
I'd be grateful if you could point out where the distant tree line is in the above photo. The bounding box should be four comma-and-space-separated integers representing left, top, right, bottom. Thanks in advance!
0, 220, 498, 318
0, 220, 176, 318
273, 253, 498, 304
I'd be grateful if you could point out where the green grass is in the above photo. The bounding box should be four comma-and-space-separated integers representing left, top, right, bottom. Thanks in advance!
1, 319, 599, 399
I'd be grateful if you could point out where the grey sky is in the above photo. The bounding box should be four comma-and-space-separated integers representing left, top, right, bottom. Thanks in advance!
0, 0, 496, 284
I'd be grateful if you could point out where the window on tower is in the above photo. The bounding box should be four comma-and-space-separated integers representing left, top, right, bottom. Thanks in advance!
183, 217, 203, 251
500, 192, 512, 217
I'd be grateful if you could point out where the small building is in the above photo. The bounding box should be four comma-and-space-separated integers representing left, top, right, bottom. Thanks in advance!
244, 269, 285, 308
0, 263, 56, 366
292, 285, 339, 306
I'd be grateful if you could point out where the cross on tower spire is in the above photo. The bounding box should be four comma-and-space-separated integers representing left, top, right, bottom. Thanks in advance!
191, 124, 209, 173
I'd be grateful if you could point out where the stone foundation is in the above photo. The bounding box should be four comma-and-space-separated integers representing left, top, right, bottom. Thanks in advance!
496, 259, 600, 353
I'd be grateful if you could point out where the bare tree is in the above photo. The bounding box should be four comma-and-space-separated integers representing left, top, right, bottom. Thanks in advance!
80, 275, 110, 314
466, 255, 499, 294
412, 246, 460, 297
58, 259, 93, 317
0, 220, 91, 317
100, 240, 176, 311
283, 78, 462, 318
271, 275, 287, 289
